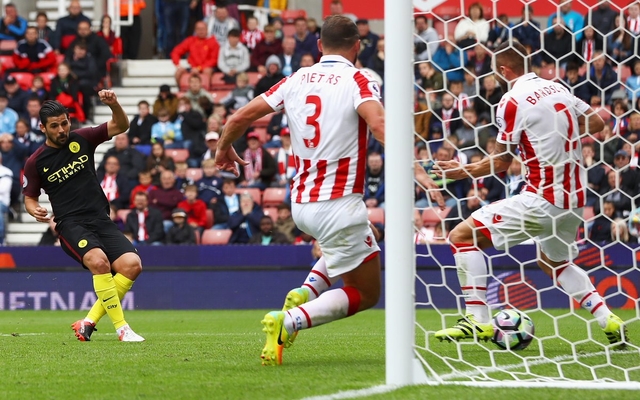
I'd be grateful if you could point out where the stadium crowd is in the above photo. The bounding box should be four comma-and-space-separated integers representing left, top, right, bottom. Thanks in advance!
2, 0, 640, 246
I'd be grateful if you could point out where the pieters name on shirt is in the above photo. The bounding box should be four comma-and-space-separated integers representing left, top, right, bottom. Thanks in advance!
47, 154, 89, 183
299, 72, 341, 85
525, 83, 568, 105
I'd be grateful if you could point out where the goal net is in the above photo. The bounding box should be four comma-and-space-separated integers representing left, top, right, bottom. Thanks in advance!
385, 0, 640, 390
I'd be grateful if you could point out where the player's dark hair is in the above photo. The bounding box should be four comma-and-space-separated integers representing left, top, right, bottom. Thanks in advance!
321, 15, 359, 51
39, 100, 68, 125
494, 41, 530, 75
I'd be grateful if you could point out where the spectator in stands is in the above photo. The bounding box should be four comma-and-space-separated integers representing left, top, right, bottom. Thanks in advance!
241, 16, 263, 53
547, 1, 584, 42
210, 178, 238, 229
625, 60, 640, 103
473, 74, 502, 120
583, 143, 606, 207
149, 170, 184, 231
183, 74, 215, 120
97, 155, 130, 210
12, 27, 56, 73
364, 152, 385, 209
153, 84, 179, 120
171, 21, 219, 89
126, 191, 165, 245
0, 92, 18, 134
53, 0, 91, 52
513, 5, 541, 56
446, 187, 484, 232
129, 170, 156, 207
562, 62, 591, 103
65, 20, 112, 82
4, 75, 28, 116
624, 112, 640, 144
586, 51, 618, 105
218, 29, 249, 85
119, 0, 145, 59
14, 118, 41, 155
27, 76, 47, 103
97, 138, 143, 190
293, 17, 318, 60
628, 2, 640, 36
355, 19, 378, 67
166, 207, 196, 245
264, 109, 287, 146
468, 43, 492, 81
612, 149, 640, 194
454, 2, 489, 49
586, 1, 616, 40
367, 38, 384, 79
431, 92, 461, 138
176, 184, 207, 231
35, 12, 53, 44
240, 131, 276, 190
329, 0, 357, 22
275, 128, 295, 187
307, 17, 321, 38
66, 41, 98, 122
505, 157, 525, 198
590, 200, 616, 243
600, 169, 633, 218
23, 96, 42, 135
202, 131, 219, 162
279, 37, 301, 77
487, 14, 513, 50
414, 15, 438, 62
146, 142, 175, 186
196, 158, 223, 206
255, 55, 284, 98
228, 192, 263, 244
162, 0, 190, 57
207, 5, 239, 47
251, 24, 282, 73
151, 108, 183, 148
176, 96, 206, 161
612, 99, 630, 137
413, 209, 433, 245
173, 161, 193, 192
300, 53, 315, 68
128, 100, 157, 145
249, 215, 290, 245
97, 14, 117, 54
274, 203, 297, 243
416, 61, 443, 94
432, 37, 466, 83
221, 72, 253, 113
0, 132, 27, 208
577, 26, 603, 65
455, 107, 482, 154
0, 3, 27, 42
0, 152, 11, 244
155, 0, 166, 57
541, 17, 574, 68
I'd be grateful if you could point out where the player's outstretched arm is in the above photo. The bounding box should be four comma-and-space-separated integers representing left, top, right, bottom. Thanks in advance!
25, 196, 50, 223
414, 163, 445, 209
434, 141, 514, 180
215, 96, 274, 176
98, 89, 130, 138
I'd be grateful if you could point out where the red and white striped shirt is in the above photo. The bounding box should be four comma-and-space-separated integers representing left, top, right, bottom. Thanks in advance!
496, 73, 589, 209
627, 16, 640, 35
261, 55, 381, 203
277, 146, 296, 182
241, 29, 264, 51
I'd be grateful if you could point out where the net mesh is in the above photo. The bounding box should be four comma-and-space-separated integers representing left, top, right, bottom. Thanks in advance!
411, 0, 640, 386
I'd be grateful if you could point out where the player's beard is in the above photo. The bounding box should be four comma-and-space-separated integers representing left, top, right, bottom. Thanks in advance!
48, 130, 69, 147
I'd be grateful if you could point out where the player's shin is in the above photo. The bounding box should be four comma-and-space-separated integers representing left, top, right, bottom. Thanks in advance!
93, 273, 127, 329
283, 287, 360, 335
555, 264, 611, 327
452, 243, 490, 323
86, 273, 135, 324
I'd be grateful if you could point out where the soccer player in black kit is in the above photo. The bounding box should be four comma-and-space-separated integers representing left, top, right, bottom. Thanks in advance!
23, 90, 145, 342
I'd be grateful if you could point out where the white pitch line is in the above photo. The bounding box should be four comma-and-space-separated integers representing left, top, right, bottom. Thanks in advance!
300, 385, 399, 400
438, 349, 639, 381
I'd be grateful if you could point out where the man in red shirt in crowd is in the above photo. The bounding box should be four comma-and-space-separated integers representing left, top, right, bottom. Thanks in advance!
176, 184, 207, 231
171, 20, 219, 88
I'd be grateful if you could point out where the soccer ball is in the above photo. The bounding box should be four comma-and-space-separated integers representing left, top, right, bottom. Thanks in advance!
491, 309, 535, 350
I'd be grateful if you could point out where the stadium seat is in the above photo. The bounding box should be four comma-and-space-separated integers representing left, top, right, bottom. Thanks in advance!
205, 209, 214, 229
262, 187, 286, 207
210, 72, 234, 90
267, 147, 280, 158
367, 207, 385, 225
236, 188, 261, 205
422, 206, 451, 226
247, 72, 262, 87
0, 55, 14, 69
201, 229, 232, 245
55, 53, 65, 65
117, 209, 131, 222
262, 207, 278, 218
39, 72, 56, 90
620, 66, 632, 81
210, 90, 232, 103
0, 40, 16, 53
282, 25, 296, 38
11, 72, 34, 90
583, 206, 595, 221
281, 9, 307, 24
166, 149, 189, 163
186, 168, 203, 181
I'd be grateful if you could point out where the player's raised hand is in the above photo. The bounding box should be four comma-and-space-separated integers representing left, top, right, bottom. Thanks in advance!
433, 160, 471, 181
33, 206, 51, 223
215, 146, 249, 177
414, 163, 445, 209
98, 90, 119, 106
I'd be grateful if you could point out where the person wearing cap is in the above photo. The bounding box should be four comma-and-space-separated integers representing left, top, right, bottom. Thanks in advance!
4, 75, 29, 116
202, 131, 219, 162
239, 130, 276, 190
166, 207, 196, 245
355, 19, 378, 68
293, 17, 318, 60
250, 24, 282, 73
171, 21, 220, 89
125, 191, 165, 245
0, 91, 18, 134
153, 84, 178, 120
255, 55, 285, 97
613, 148, 640, 194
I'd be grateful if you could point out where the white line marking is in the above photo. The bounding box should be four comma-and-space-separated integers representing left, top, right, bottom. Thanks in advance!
438, 380, 640, 390
300, 385, 399, 400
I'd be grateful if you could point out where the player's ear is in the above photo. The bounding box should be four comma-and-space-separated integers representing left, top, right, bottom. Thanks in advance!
317, 39, 323, 54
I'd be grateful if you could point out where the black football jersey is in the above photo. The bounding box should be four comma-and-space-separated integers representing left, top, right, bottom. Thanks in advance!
23, 124, 111, 223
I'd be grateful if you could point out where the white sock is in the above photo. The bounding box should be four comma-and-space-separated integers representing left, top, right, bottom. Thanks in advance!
556, 264, 611, 327
452, 243, 490, 323
283, 287, 360, 334
302, 257, 340, 301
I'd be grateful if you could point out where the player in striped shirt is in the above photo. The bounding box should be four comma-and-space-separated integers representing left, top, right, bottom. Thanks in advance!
215, 15, 443, 365
434, 42, 628, 347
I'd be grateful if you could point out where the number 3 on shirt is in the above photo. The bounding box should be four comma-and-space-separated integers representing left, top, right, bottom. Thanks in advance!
304, 95, 321, 148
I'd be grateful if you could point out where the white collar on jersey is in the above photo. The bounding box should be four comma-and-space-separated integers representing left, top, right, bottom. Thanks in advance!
512, 72, 538, 88
319, 55, 354, 67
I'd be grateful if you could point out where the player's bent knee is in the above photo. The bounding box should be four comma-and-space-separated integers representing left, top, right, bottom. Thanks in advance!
83, 251, 111, 275
112, 253, 143, 279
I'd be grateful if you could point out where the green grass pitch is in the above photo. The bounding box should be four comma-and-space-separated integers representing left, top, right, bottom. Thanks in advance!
1, 309, 638, 399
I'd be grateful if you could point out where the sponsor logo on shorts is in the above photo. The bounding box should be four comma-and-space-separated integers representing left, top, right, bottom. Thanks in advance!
364, 235, 373, 248
69, 142, 80, 153
78, 239, 88, 248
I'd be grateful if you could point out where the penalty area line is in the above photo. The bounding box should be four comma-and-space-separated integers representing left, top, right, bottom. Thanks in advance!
300, 385, 400, 400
